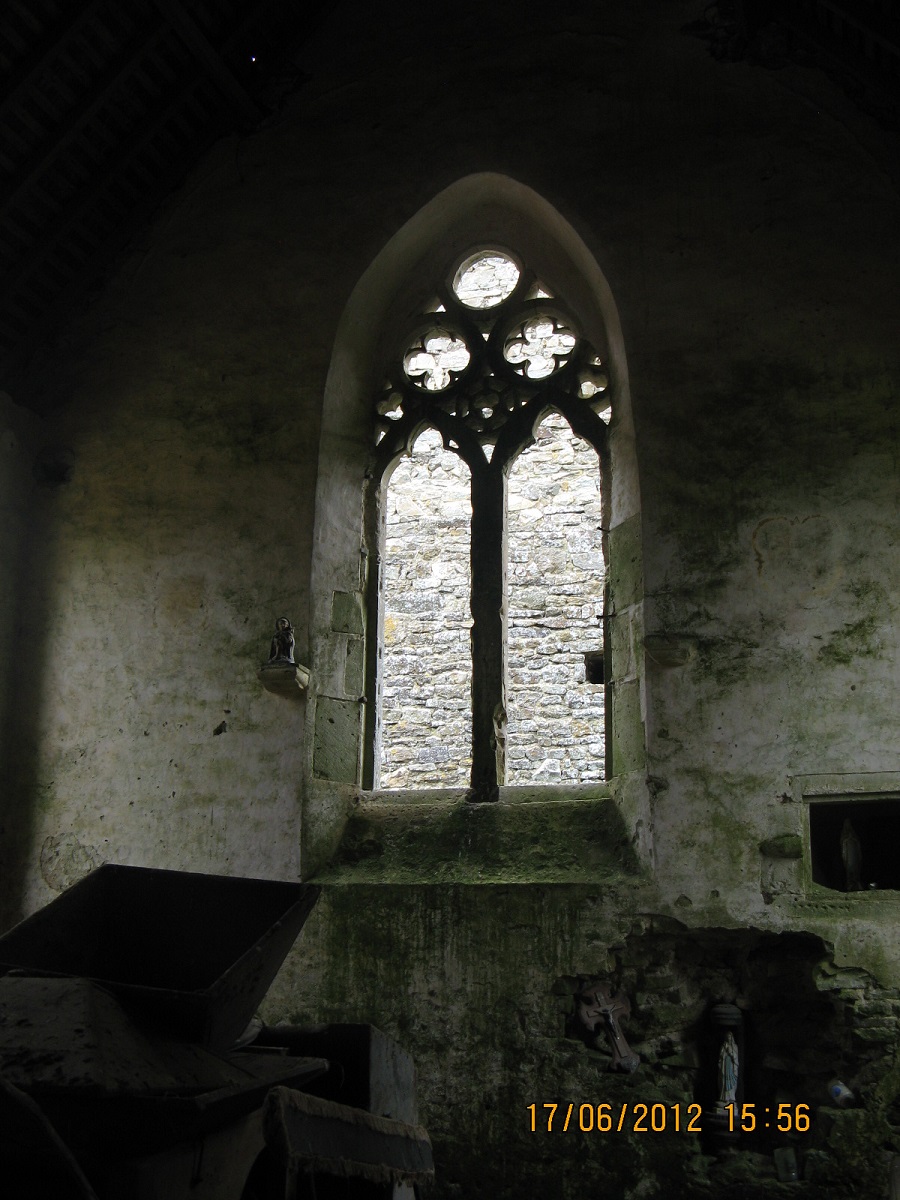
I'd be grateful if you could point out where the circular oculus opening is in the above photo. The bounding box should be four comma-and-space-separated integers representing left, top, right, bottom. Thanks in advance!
453, 252, 520, 309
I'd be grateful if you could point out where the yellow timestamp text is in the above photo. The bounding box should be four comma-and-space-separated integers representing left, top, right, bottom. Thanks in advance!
527, 1102, 704, 1134
726, 1103, 811, 1133
526, 1101, 813, 1135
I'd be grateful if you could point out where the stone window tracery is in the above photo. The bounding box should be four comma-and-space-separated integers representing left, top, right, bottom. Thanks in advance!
366, 249, 611, 801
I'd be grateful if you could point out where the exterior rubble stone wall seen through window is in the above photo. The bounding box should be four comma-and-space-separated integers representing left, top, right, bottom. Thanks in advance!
381, 414, 605, 787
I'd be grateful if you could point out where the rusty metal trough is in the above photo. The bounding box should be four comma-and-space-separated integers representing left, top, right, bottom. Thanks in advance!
0, 864, 319, 1049
0, 865, 433, 1199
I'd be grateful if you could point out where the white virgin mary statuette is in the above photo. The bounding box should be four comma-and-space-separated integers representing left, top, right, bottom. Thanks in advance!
716, 1031, 739, 1113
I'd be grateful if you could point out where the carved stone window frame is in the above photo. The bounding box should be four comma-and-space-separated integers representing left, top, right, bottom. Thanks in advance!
362, 248, 612, 802
302, 175, 647, 879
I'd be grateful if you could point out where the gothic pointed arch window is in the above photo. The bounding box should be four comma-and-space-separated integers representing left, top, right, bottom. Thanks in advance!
363, 248, 611, 802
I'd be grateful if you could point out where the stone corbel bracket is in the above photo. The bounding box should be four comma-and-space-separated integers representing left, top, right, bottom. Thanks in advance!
258, 662, 310, 696
643, 633, 696, 668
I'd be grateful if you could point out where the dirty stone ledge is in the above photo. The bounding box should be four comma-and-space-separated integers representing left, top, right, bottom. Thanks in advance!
366, 782, 614, 806
312, 786, 641, 885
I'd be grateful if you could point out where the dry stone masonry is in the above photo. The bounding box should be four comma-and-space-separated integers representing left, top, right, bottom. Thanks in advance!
381, 413, 605, 787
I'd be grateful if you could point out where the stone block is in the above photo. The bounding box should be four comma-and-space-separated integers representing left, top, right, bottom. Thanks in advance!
611, 678, 645, 775
343, 636, 365, 696
610, 608, 637, 680
759, 833, 802, 859
314, 696, 361, 783
331, 590, 365, 635
608, 513, 642, 608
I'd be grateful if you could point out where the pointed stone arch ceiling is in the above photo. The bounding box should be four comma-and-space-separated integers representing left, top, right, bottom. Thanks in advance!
0, 0, 334, 388
684, 0, 900, 129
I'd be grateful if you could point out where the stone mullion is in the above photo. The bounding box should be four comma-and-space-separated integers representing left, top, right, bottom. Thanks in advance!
465, 410, 535, 803
467, 459, 506, 803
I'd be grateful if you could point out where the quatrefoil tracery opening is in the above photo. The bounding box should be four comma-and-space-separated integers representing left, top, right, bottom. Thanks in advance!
503, 311, 578, 379
404, 332, 470, 392
375, 251, 609, 452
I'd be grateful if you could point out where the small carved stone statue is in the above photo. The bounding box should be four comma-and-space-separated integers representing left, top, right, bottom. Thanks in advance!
841, 818, 862, 891
716, 1031, 739, 1113
267, 617, 295, 664
492, 702, 507, 784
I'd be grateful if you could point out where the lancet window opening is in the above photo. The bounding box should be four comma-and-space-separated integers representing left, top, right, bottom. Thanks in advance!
364, 248, 612, 801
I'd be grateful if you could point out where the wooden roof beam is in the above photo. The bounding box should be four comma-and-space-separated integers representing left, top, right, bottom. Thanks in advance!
0, 0, 107, 124
150, 0, 263, 124
0, 20, 169, 224
0, 71, 218, 306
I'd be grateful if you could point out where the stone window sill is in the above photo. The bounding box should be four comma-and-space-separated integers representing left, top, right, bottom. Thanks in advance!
365, 782, 614, 806
313, 784, 641, 886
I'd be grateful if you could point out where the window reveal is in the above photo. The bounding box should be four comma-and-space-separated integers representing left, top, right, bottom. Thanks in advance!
381, 431, 473, 787
366, 250, 611, 801
506, 415, 606, 784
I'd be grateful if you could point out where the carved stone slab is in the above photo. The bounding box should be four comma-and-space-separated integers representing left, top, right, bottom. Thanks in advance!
258, 663, 310, 696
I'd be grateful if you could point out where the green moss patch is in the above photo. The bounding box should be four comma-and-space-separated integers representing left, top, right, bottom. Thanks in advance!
314, 796, 642, 883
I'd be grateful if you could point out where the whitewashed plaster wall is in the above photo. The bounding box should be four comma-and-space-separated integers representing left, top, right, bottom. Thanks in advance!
0, 0, 897, 963
0, 5, 899, 1196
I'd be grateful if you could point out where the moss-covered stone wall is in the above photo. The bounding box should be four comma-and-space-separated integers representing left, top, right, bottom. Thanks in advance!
1, 1, 898, 1194
269, 885, 900, 1199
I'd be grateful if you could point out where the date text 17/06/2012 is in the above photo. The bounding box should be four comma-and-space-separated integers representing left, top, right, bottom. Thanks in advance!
526, 1102, 812, 1135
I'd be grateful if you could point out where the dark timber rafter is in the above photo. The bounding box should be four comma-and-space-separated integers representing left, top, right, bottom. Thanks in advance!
0, 0, 330, 383
150, 0, 263, 124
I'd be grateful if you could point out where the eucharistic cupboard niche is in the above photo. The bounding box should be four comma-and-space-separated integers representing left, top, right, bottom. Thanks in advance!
363, 249, 612, 801
795, 774, 900, 895
809, 798, 900, 892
